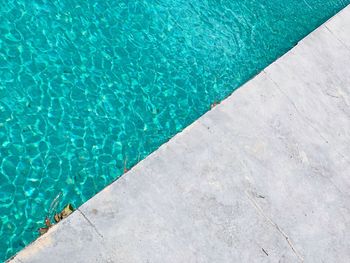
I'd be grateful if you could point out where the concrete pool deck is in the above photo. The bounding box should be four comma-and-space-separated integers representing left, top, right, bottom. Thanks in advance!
9, 5, 350, 263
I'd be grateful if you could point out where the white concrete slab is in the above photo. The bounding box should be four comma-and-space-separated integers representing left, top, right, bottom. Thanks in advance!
9, 4, 350, 263
77, 121, 298, 262
200, 72, 350, 262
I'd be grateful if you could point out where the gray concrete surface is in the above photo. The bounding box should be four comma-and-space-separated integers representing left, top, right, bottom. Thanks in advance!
10, 5, 350, 263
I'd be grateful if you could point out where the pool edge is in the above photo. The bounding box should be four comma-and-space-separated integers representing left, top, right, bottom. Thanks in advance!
7, 4, 350, 263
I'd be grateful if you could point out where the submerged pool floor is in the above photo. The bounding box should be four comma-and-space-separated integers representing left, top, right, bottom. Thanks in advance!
0, 0, 349, 261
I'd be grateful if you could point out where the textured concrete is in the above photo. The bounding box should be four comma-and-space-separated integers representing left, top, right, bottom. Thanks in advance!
10, 5, 350, 263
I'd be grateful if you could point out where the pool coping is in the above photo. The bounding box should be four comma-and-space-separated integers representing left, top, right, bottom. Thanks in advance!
8, 4, 350, 263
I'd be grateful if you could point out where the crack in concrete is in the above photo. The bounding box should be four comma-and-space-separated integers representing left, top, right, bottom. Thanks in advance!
77, 208, 104, 239
77, 210, 121, 261
263, 71, 350, 166
245, 190, 304, 262
324, 25, 350, 53
263, 71, 350, 198
325, 91, 340, 99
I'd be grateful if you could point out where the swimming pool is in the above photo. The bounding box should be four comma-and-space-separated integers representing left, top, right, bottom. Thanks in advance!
0, 0, 349, 261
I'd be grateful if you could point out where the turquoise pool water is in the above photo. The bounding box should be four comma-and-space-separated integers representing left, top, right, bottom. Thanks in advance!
1, 0, 349, 261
